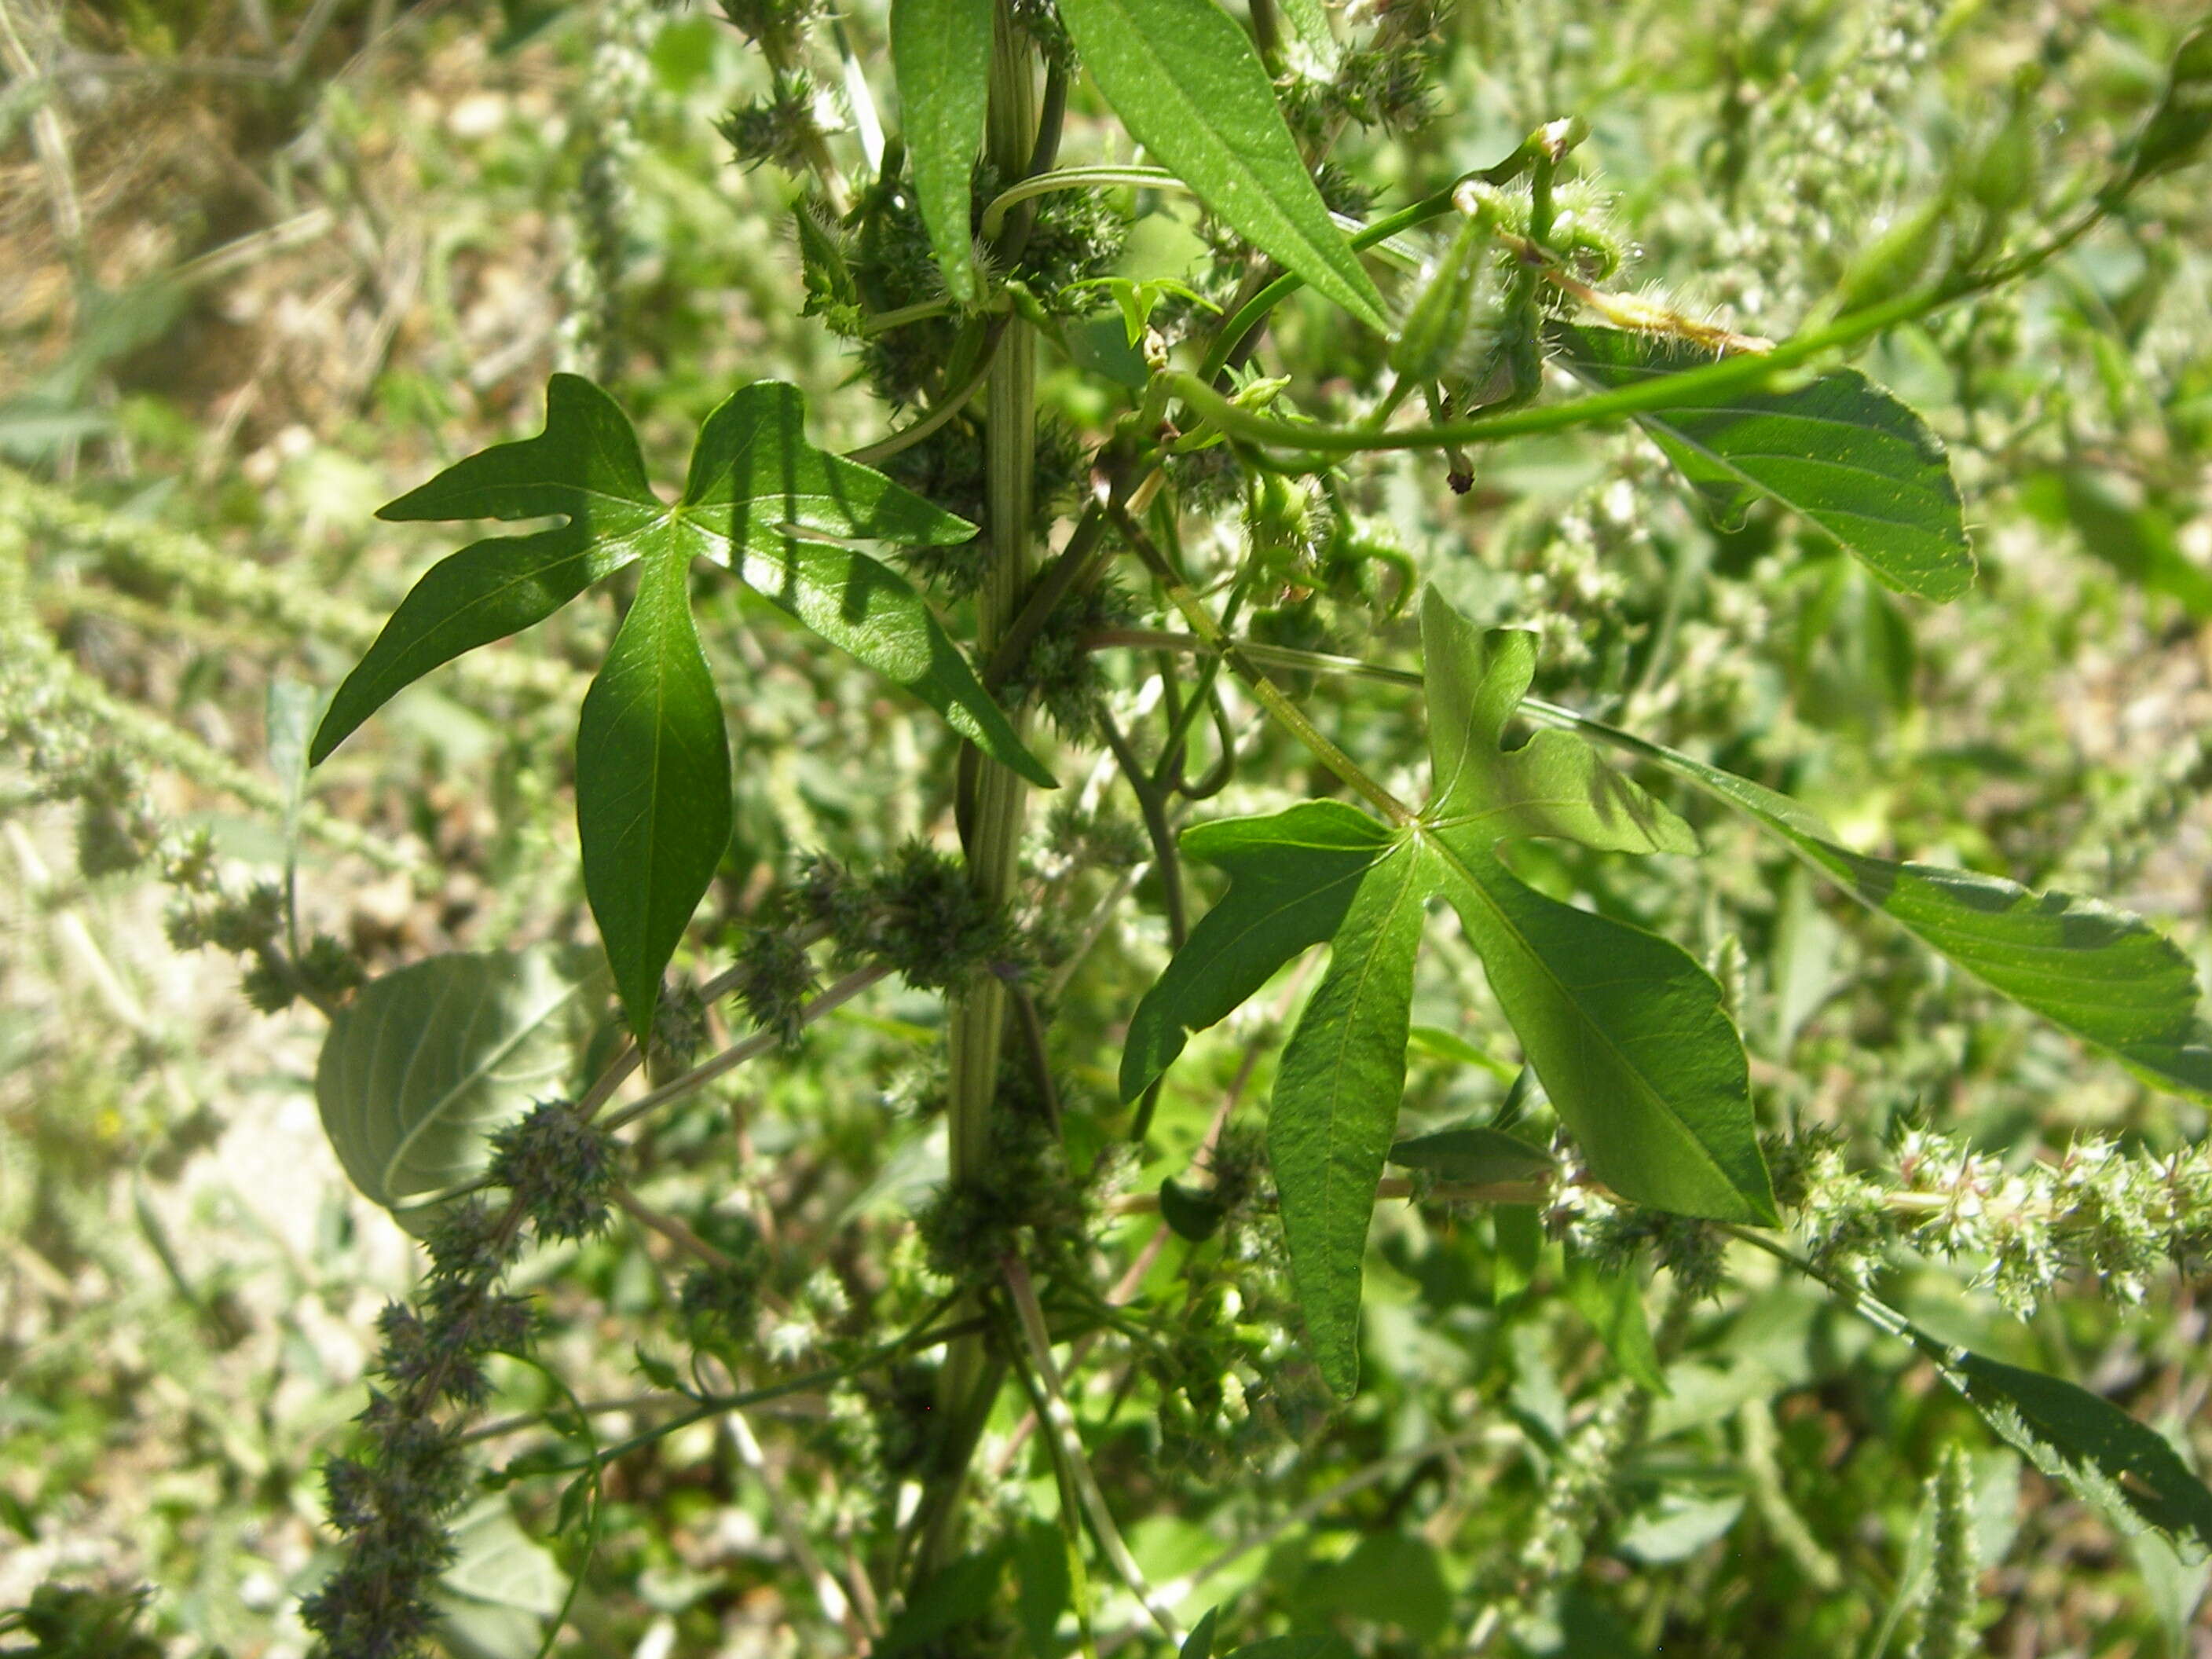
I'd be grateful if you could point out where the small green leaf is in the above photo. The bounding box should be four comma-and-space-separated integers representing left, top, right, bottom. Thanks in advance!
315, 948, 591, 1214
891, 0, 993, 302
1388, 1126, 1553, 1185
1548, 325, 1974, 602
1492, 1204, 1543, 1304
1159, 1175, 1229, 1241
1120, 800, 1394, 1101
1010, 1518, 1073, 1659
313, 375, 659, 763
878, 1548, 1009, 1656
576, 552, 732, 1041
1269, 840, 1429, 1397
2122, 24, 2212, 189
1427, 834, 1776, 1225
1292, 1531, 1452, 1642
678, 381, 1051, 788
1629, 737, 2212, 1104
1924, 1343, 2212, 1560
1181, 1608, 1221, 1659
1563, 1254, 1669, 1394
1055, 0, 1386, 330
440, 1497, 567, 1618
1420, 590, 1695, 854
1613, 1490, 1745, 1564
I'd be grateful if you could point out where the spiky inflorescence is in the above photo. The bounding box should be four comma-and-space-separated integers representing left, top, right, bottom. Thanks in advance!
1911, 1444, 1978, 1659
558, 0, 656, 383
301, 1108, 621, 1657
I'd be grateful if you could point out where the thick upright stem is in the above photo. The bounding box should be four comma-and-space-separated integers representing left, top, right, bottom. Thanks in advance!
921, 0, 1038, 1577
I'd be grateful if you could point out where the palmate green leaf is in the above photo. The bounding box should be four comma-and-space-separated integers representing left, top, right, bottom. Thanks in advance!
1054, 0, 1386, 331
1426, 833, 1778, 1224
315, 948, 591, 1214
1548, 324, 1974, 602
577, 552, 731, 1040
317, 375, 1051, 1039
890, 0, 993, 302
1119, 800, 1394, 1102
1269, 840, 1430, 1397
1420, 589, 1695, 855
1611, 731, 2212, 1102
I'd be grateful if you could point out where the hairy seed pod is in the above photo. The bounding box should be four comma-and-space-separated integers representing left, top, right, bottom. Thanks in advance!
1390, 201, 1497, 384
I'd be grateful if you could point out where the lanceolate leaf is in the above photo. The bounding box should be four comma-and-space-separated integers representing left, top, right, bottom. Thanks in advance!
1548, 325, 1974, 602
577, 553, 732, 1040
316, 949, 591, 1214
1834, 1282, 2212, 1558
1269, 840, 1429, 1397
1608, 731, 2212, 1103
1427, 832, 1777, 1224
1119, 800, 1394, 1101
1928, 1342, 2212, 1559
1388, 1126, 1553, 1185
1421, 590, 1696, 855
312, 375, 661, 763
675, 380, 1053, 787
1055, 0, 1387, 331
890, 0, 993, 302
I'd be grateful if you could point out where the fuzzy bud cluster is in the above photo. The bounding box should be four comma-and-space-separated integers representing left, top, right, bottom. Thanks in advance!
1771, 1123, 2212, 1316
794, 841, 1027, 991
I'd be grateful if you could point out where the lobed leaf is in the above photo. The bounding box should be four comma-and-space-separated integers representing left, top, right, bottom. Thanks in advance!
315, 948, 591, 1214
1055, 0, 1386, 330
890, 0, 994, 302
1549, 325, 1974, 602
1119, 800, 1395, 1101
1427, 831, 1777, 1224
1420, 589, 1696, 855
1268, 840, 1430, 1397
576, 552, 733, 1041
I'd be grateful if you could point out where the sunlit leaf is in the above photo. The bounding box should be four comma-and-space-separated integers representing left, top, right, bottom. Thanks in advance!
891, 0, 994, 302
1420, 589, 1695, 855
576, 551, 731, 1040
1119, 800, 1394, 1102
1549, 325, 1974, 602
1427, 833, 1776, 1224
1056, 0, 1386, 329
1269, 839, 1429, 1397
1616, 730, 2212, 1103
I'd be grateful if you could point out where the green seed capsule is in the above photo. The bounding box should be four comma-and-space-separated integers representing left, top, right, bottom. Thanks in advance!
1829, 191, 1950, 317
1389, 203, 1496, 384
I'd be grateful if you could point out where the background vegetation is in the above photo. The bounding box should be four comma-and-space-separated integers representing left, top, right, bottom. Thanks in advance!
4, 0, 2212, 1654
